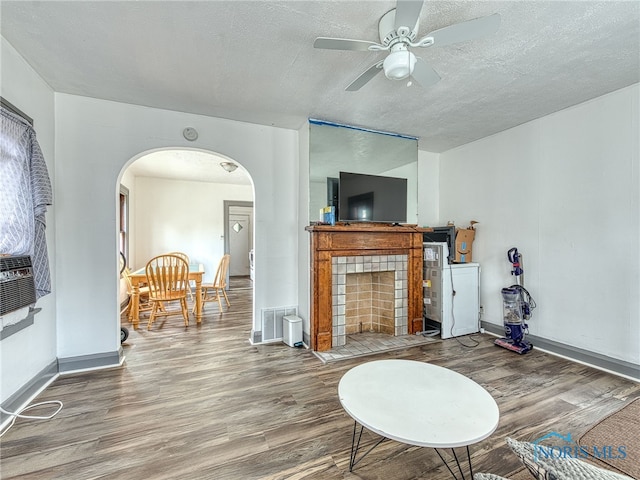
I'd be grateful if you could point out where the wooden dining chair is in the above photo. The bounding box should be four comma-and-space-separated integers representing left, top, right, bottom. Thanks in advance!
145, 254, 190, 329
121, 267, 154, 320
200, 254, 231, 312
168, 251, 189, 263
168, 251, 194, 300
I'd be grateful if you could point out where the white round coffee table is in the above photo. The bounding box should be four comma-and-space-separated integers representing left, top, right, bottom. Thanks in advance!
338, 359, 499, 477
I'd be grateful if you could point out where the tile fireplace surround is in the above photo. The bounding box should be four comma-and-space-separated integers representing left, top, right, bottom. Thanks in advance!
307, 223, 426, 351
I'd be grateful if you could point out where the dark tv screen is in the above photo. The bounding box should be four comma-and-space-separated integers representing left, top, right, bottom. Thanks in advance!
338, 171, 407, 223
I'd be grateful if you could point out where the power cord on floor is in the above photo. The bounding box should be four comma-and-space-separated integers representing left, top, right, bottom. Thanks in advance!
417, 328, 440, 337
0, 400, 63, 437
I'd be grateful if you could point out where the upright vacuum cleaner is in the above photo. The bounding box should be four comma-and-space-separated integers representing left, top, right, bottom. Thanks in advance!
494, 247, 535, 354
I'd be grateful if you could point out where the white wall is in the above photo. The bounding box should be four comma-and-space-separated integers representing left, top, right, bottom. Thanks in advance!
54, 94, 300, 360
297, 123, 311, 341
438, 84, 640, 365
1, 37, 57, 401
417, 150, 440, 227
132, 176, 253, 282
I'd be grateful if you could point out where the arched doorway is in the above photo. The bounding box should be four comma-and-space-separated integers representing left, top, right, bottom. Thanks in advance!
117, 148, 254, 334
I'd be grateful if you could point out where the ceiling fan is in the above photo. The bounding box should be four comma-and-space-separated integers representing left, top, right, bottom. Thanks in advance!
313, 0, 501, 91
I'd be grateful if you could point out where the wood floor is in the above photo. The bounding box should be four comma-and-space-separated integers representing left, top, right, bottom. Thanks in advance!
2, 278, 639, 480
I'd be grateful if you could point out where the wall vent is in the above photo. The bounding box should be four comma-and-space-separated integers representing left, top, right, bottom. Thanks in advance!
261, 306, 297, 342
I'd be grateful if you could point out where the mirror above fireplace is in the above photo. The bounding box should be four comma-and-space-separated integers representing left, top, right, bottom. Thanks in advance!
308, 120, 418, 224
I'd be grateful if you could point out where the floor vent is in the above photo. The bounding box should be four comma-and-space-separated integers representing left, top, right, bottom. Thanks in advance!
261, 306, 297, 342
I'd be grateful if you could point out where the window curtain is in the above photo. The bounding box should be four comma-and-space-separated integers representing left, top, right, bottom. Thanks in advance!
0, 106, 53, 299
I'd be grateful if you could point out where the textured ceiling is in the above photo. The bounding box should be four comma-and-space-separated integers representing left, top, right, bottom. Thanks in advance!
125, 150, 253, 185
1, 0, 638, 155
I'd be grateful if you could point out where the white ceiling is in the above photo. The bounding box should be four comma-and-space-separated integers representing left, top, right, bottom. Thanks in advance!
1, 0, 638, 176
125, 150, 253, 185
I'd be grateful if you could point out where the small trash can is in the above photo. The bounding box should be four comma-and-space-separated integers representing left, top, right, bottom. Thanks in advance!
283, 315, 303, 347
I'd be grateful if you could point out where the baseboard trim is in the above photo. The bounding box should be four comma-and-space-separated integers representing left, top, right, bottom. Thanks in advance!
57, 349, 124, 374
0, 360, 58, 428
482, 322, 640, 381
1, 349, 124, 432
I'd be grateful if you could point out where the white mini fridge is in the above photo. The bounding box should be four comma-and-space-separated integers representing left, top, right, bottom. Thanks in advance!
423, 242, 480, 339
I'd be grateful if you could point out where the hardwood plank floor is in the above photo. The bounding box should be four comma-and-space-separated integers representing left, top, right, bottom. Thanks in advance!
1, 279, 639, 479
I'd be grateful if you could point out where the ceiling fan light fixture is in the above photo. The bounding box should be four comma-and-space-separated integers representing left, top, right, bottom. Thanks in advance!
220, 161, 238, 172
383, 49, 416, 80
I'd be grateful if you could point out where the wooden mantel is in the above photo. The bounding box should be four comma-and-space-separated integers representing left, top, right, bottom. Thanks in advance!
306, 223, 427, 351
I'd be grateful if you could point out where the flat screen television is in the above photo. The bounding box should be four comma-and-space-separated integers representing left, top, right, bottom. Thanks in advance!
338, 171, 407, 223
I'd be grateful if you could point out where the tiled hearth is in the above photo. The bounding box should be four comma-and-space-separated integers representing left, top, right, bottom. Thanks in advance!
331, 254, 408, 347
313, 331, 437, 363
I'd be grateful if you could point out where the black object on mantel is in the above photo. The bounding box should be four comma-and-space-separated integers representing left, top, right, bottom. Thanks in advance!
422, 226, 456, 264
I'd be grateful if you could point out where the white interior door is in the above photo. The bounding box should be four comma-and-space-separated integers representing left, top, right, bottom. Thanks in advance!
228, 206, 252, 276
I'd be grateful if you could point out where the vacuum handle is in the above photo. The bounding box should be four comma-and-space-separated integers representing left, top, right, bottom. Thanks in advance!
508, 247, 524, 277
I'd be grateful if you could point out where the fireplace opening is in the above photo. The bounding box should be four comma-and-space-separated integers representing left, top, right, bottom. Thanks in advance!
345, 271, 395, 335
332, 254, 408, 347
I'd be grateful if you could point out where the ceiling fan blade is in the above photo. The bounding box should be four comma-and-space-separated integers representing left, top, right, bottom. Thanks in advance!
345, 62, 384, 91
314, 37, 379, 52
411, 58, 441, 87
394, 0, 424, 30
427, 13, 501, 47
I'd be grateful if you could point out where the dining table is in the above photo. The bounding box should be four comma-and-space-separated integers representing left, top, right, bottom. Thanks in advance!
127, 263, 205, 329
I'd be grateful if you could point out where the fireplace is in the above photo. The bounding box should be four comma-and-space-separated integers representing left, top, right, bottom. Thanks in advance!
307, 224, 425, 351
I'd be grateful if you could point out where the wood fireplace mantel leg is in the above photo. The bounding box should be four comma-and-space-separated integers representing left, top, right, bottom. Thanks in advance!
314, 251, 333, 351
408, 245, 424, 335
